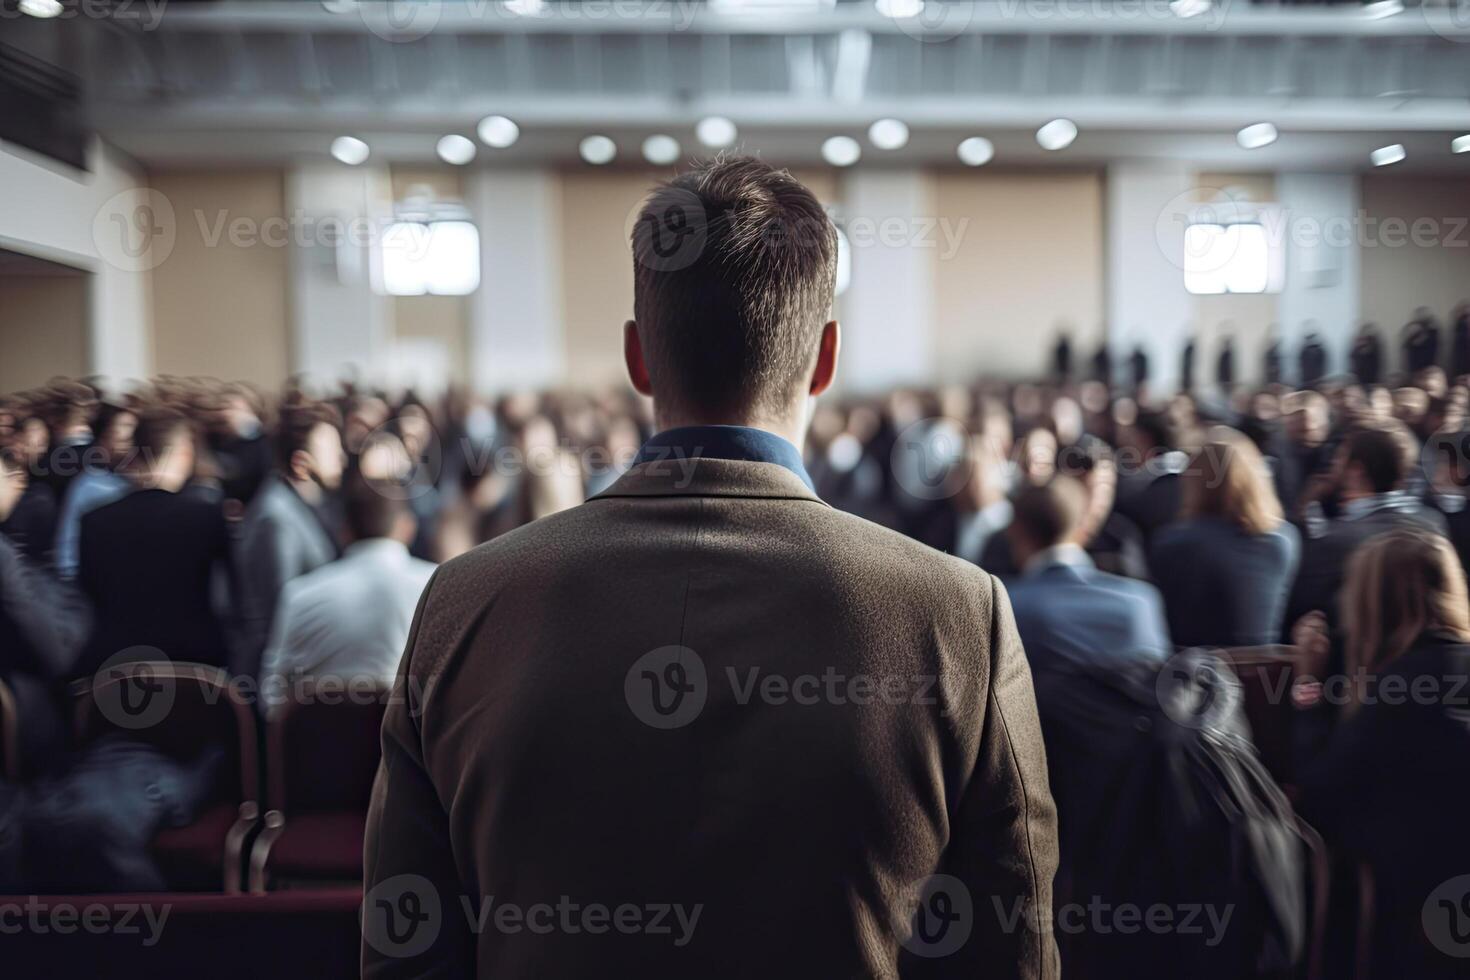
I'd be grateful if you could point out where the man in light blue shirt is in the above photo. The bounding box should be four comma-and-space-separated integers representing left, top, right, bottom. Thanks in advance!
1004, 476, 1172, 676
53, 405, 137, 580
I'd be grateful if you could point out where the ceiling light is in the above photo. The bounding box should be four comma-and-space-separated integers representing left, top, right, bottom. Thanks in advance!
875, 0, 924, 17
1036, 119, 1078, 151
329, 136, 370, 166
18, 0, 63, 16
1236, 122, 1278, 150
821, 136, 862, 167
505, 0, 546, 13
868, 118, 910, 151
1361, 0, 1403, 18
579, 135, 617, 165
1169, 0, 1212, 18
477, 115, 519, 149
642, 134, 681, 166
1371, 143, 1406, 167
1453, 135, 1470, 154
957, 136, 995, 167
436, 135, 477, 166
696, 116, 738, 149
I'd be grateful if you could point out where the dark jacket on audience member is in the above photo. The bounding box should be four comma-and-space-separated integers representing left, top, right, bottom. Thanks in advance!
364, 432, 1060, 979
1150, 517, 1300, 647
0, 534, 91, 771
77, 488, 232, 675
1295, 633, 1470, 980
0, 482, 58, 566
1285, 493, 1448, 628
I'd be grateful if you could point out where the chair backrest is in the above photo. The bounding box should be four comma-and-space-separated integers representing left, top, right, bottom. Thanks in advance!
73, 661, 259, 805
1217, 645, 1296, 785
0, 676, 17, 783
266, 679, 390, 815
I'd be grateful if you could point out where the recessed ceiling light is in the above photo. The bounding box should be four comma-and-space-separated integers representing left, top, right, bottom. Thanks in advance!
696, 117, 738, 149
1237, 122, 1279, 150
436, 135, 477, 166
505, 0, 546, 13
1361, 0, 1403, 18
477, 115, 519, 149
868, 119, 910, 151
1453, 134, 1470, 154
1169, 0, 1212, 18
329, 136, 370, 166
1371, 143, 1406, 167
642, 134, 682, 166
821, 136, 862, 167
579, 135, 617, 165
957, 136, 995, 167
18, 0, 63, 17
1036, 119, 1078, 151
875, 0, 924, 17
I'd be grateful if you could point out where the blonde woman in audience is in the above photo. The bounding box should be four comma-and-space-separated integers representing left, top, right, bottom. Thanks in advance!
1149, 426, 1299, 647
1292, 529, 1470, 980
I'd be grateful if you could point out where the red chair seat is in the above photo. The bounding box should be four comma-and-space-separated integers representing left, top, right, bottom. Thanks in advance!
265, 812, 367, 879
151, 802, 240, 888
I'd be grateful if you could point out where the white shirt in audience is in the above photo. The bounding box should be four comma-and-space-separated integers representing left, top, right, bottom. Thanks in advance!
260, 538, 435, 710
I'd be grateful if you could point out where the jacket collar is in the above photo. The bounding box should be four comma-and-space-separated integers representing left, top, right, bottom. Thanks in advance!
633, 425, 814, 490
591, 455, 826, 505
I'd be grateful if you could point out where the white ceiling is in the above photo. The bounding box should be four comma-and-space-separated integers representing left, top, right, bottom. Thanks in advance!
16, 0, 1470, 171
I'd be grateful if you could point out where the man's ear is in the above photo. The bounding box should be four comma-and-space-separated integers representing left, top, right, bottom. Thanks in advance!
809, 320, 840, 397
624, 320, 653, 397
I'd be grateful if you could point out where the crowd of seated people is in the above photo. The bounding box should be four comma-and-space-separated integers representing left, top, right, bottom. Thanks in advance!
1, 321, 1469, 971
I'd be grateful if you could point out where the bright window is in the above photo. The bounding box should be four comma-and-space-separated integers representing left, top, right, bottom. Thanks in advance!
380, 220, 480, 296
1183, 222, 1270, 295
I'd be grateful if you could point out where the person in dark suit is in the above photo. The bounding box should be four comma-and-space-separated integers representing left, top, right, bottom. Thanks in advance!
1129, 344, 1149, 392
236, 400, 343, 678
1091, 342, 1111, 384
1004, 477, 1171, 675
1052, 330, 1072, 381
363, 157, 1059, 979
1263, 327, 1283, 386
1285, 422, 1448, 632
1180, 337, 1196, 393
1351, 322, 1383, 385
1451, 301, 1470, 379
1298, 331, 1327, 387
1291, 530, 1470, 979
1216, 334, 1236, 392
1112, 410, 1185, 545
1402, 307, 1441, 374
77, 408, 233, 675
0, 448, 91, 772
1151, 428, 1300, 646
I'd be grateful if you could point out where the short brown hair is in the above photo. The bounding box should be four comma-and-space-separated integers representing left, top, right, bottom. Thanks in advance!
1344, 422, 1416, 494
133, 406, 194, 467
1011, 476, 1090, 551
630, 156, 837, 419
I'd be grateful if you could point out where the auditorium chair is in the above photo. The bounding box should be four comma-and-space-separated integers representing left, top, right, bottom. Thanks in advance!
1, 887, 362, 979
72, 661, 261, 893
248, 679, 390, 893
1218, 645, 1297, 785
0, 676, 18, 783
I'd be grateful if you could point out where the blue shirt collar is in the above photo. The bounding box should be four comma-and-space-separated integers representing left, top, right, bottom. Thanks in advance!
635, 425, 814, 491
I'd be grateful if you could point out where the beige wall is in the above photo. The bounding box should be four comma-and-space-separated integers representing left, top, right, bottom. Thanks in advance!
0, 273, 89, 392
148, 171, 291, 385
1360, 175, 1470, 333
933, 170, 1105, 380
